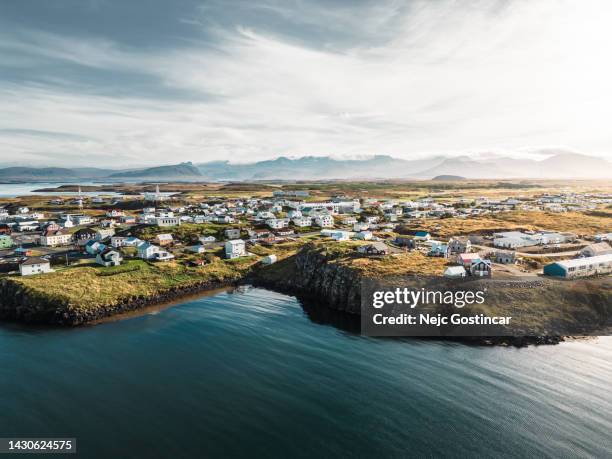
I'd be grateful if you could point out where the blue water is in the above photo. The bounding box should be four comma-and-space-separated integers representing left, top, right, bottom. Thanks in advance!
0, 182, 120, 198
0, 287, 610, 458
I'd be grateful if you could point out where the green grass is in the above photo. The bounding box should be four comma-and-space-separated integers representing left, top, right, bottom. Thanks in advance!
12, 257, 259, 312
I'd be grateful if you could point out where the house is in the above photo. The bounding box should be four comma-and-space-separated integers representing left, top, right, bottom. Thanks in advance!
395, 236, 416, 249
74, 215, 94, 225
85, 240, 106, 255
40, 228, 72, 247
444, 266, 467, 278
353, 222, 369, 232
262, 254, 277, 265
155, 233, 174, 246
60, 215, 76, 229
155, 217, 180, 227
73, 228, 98, 246
342, 217, 358, 225
187, 245, 206, 254
225, 239, 246, 259
95, 228, 115, 240
17, 221, 40, 232
331, 231, 352, 241
119, 215, 136, 224
106, 209, 125, 218
224, 228, 241, 240
19, 257, 52, 276
154, 251, 175, 261
414, 231, 431, 241
457, 253, 481, 267
314, 215, 334, 228
470, 259, 492, 277
544, 254, 612, 278
123, 236, 143, 247
292, 217, 312, 228
96, 248, 123, 267
138, 242, 161, 260
266, 218, 289, 230
429, 242, 449, 258
448, 237, 472, 254
579, 242, 612, 258
357, 242, 389, 255
539, 232, 566, 245
110, 236, 127, 248
0, 235, 13, 249
494, 251, 516, 264
493, 231, 539, 248
355, 231, 373, 241
198, 235, 217, 244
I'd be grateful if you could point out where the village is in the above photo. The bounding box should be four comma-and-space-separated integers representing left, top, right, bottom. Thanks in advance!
0, 183, 611, 281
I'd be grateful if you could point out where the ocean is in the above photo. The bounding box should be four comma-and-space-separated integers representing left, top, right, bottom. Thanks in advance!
0, 287, 610, 458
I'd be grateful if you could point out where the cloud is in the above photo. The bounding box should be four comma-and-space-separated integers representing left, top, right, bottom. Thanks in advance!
0, 0, 611, 167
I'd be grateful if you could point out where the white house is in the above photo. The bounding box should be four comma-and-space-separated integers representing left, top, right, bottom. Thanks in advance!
355, 231, 373, 240
96, 248, 123, 267
106, 209, 125, 218
199, 235, 217, 244
155, 217, 180, 227
138, 242, 161, 260
40, 229, 72, 247
292, 217, 312, 228
314, 215, 334, 228
225, 239, 246, 259
342, 217, 358, 225
187, 245, 206, 254
19, 257, 52, 276
266, 218, 289, 230
110, 236, 127, 248
443, 266, 467, 278
331, 231, 352, 241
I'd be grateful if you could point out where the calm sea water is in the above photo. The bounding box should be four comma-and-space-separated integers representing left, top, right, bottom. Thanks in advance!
0, 182, 119, 198
0, 287, 610, 458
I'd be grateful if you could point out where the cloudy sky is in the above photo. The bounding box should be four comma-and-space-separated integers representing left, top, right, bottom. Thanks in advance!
1, 0, 611, 167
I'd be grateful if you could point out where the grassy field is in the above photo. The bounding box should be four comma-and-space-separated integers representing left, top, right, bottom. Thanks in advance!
307, 241, 449, 277
13, 258, 257, 311
400, 210, 612, 238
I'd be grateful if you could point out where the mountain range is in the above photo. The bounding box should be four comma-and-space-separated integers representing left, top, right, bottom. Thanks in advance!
0, 153, 610, 182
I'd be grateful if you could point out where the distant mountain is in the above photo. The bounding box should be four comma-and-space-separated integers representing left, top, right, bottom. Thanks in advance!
432, 175, 466, 181
0, 167, 80, 182
414, 152, 612, 179
108, 162, 202, 179
197, 155, 447, 180
0, 153, 609, 182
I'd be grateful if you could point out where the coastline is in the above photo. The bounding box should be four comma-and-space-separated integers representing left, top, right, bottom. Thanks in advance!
1, 243, 610, 346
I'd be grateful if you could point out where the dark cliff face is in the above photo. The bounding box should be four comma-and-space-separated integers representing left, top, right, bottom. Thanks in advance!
254, 245, 612, 338
291, 246, 362, 313
253, 244, 363, 313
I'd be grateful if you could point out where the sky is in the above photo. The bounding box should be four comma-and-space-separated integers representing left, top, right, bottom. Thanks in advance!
1, 0, 612, 168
